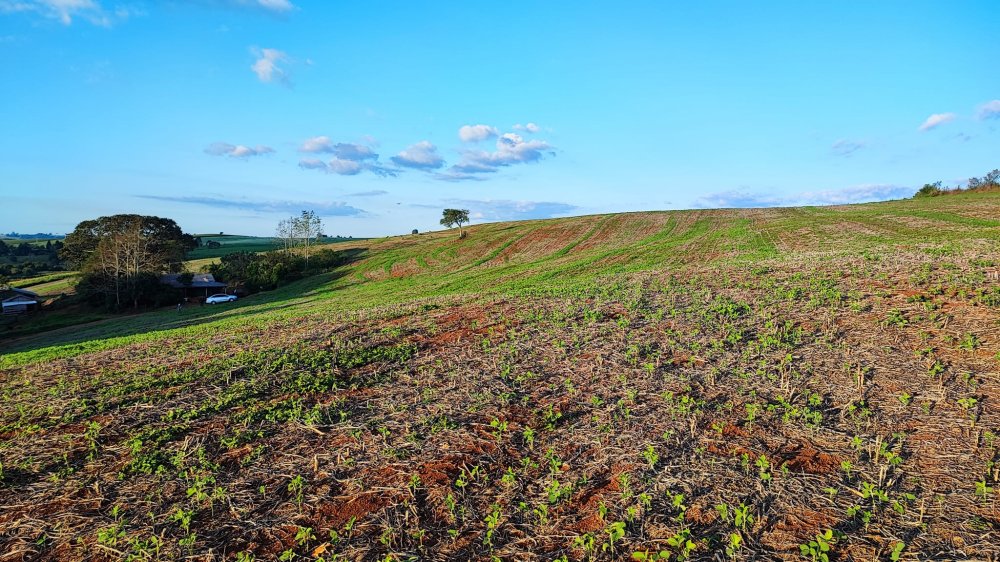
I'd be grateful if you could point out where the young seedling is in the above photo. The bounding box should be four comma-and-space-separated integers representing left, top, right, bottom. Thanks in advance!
798, 529, 839, 562
641, 444, 659, 469
84, 421, 101, 461
288, 475, 306, 509
756, 454, 772, 482
602, 521, 626, 554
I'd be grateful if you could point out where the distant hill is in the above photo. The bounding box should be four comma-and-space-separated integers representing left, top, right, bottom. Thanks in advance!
3, 232, 64, 240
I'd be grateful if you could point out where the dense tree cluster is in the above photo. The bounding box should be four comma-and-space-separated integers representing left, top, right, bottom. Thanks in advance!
208, 248, 345, 294
61, 214, 196, 310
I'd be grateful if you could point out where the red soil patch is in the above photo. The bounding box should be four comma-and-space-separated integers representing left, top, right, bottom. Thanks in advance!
779, 442, 842, 475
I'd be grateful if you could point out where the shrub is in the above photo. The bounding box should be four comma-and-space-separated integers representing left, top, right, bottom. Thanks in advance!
914, 182, 942, 198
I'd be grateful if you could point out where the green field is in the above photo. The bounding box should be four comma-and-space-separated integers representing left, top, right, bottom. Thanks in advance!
187, 235, 284, 260
188, 235, 363, 261
2, 194, 1000, 560
12, 271, 79, 296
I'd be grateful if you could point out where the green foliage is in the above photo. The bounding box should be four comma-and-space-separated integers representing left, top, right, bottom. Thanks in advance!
61, 214, 195, 310
799, 529, 840, 562
914, 182, 943, 198
440, 208, 471, 236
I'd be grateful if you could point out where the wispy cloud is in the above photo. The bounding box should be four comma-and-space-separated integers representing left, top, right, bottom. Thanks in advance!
250, 47, 290, 85
448, 199, 578, 221
831, 139, 865, 157
136, 195, 365, 217
391, 141, 444, 170
695, 184, 914, 209
0, 0, 136, 26
297, 159, 398, 177
204, 142, 275, 158
431, 171, 488, 182
512, 122, 541, 133
205, 0, 294, 13
346, 190, 388, 197
458, 124, 499, 142
977, 100, 1000, 121
174, 0, 295, 14
918, 112, 956, 132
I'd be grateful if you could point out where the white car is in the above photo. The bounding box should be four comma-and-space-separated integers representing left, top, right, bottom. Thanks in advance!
205, 294, 237, 304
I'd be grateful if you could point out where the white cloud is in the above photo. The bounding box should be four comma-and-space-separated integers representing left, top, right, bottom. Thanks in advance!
442, 130, 556, 180
330, 143, 376, 161
298, 137, 378, 162
251, 47, 289, 84
299, 135, 333, 153
0, 0, 129, 26
446, 199, 578, 221
204, 142, 275, 158
326, 158, 363, 175
298, 158, 362, 175
137, 195, 364, 217
460, 133, 552, 168
391, 141, 444, 170
977, 100, 1000, 121
297, 138, 396, 177
178, 0, 295, 13
918, 112, 956, 131
246, 0, 293, 12
695, 184, 914, 209
458, 124, 499, 142
347, 190, 388, 197
831, 139, 865, 157
513, 122, 540, 133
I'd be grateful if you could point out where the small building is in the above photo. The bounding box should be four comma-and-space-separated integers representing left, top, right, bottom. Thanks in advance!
160, 273, 228, 300
1, 288, 40, 315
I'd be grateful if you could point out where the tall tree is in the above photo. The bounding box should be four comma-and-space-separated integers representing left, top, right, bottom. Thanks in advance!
61, 215, 196, 309
275, 217, 296, 252
440, 208, 470, 238
292, 210, 323, 265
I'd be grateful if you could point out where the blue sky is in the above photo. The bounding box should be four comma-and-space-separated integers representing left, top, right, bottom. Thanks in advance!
1, 1, 998, 237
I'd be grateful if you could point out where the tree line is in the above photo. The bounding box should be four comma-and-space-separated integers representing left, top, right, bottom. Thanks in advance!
48, 207, 469, 312
0, 239, 65, 279
915, 168, 999, 197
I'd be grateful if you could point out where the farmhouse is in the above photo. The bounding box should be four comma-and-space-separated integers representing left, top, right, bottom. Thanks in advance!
1, 287, 40, 315
160, 273, 228, 300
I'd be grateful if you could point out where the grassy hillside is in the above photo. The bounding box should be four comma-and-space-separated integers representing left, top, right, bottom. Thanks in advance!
2, 194, 1000, 560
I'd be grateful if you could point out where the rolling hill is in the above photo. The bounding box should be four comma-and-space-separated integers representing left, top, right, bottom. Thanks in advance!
2, 194, 999, 560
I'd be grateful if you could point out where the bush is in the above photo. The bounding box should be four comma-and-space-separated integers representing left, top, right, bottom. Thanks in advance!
914, 182, 942, 198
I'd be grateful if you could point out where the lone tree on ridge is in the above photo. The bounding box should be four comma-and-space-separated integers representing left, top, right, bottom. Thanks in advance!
440, 208, 470, 239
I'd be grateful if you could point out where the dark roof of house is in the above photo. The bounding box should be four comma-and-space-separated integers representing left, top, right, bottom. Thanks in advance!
160, 273, 227, 289
1, 287, 39, 299
2, 294, 37, 305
